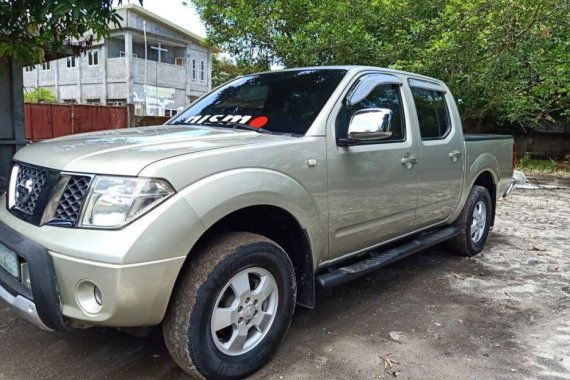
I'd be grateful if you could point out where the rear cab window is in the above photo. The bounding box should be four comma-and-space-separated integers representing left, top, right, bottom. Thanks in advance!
409, 80, 451, 140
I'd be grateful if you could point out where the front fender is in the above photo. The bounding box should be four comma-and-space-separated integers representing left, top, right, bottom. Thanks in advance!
178, 168, 327, 265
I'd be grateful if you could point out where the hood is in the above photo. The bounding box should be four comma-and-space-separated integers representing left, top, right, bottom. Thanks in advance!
15, 125, 290, 176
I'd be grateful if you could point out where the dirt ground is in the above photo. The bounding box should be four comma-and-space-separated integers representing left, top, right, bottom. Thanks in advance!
1, 174, 569, 380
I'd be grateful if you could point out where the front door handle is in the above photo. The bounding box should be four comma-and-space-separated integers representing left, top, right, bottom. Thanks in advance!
449, 150, 462, 162
401, 154, 418, 168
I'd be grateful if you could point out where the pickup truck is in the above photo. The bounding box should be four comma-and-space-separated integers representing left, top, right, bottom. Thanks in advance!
0, 66, 514, 379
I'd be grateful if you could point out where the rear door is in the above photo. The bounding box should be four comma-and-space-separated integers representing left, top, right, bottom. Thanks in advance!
327, 73, 420, 259
408, 79, 464, 227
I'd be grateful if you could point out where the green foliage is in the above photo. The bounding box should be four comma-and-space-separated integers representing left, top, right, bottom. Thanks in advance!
212, 55, 266, 87
517, 153, 569, 173
193, 0, 569, 129
24, 87, 57, 103
0, 0, 142, 65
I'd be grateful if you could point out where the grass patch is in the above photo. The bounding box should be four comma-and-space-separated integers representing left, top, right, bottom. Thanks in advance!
517, 154, 570, 173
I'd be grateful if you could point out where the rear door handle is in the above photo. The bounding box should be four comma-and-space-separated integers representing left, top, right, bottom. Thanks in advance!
449, 150, 462, 162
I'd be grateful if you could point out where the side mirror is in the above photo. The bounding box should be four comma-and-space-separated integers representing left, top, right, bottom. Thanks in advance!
346, 108, 393, 142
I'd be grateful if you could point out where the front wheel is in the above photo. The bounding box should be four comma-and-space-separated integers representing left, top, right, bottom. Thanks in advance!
163, 232, 296, 379
449, 185, 493, 257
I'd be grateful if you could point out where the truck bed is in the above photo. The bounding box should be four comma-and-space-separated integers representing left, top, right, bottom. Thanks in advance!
464, 134, 514, 198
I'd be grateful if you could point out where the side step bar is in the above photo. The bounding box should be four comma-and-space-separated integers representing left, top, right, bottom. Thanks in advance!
316, 226, 460, 289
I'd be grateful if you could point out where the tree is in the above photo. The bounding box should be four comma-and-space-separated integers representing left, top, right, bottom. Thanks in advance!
24, 87, 57, 103
211, 55, 267, 87
0, 0, 142, 64
193, 0, 569, 129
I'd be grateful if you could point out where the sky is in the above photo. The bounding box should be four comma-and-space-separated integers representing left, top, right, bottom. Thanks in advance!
115, 0, 207, 38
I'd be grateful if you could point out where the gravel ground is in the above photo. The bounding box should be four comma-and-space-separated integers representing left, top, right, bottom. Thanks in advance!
1, 174, 569, 380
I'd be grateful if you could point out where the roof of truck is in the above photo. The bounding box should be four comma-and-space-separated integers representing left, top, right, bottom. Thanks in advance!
257, 65, 446, 85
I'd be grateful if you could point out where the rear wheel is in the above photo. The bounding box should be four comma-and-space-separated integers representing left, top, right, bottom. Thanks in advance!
163, 232, 296, 379
449, 185, 492, 257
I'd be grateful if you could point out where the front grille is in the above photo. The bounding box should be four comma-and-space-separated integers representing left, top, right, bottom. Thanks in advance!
13, 165, 49, 215
8, 163, 91, 227
53, 176, 91, 224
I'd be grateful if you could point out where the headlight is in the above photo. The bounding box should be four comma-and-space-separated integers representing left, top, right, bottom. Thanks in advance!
79, 176, 174, 229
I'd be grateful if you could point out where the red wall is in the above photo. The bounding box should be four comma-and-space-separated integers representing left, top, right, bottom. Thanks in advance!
24, 103, 128, 140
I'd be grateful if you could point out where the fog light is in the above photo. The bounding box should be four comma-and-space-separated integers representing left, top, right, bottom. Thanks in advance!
76, 280, 103, 314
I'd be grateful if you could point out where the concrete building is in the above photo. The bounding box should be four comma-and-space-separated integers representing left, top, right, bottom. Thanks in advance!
23, 4, 215, 116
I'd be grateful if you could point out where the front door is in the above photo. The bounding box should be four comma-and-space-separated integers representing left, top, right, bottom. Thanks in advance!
327, 74, 420, 259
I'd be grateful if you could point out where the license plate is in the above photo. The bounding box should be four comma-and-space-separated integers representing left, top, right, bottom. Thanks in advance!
0, 243, 19, 279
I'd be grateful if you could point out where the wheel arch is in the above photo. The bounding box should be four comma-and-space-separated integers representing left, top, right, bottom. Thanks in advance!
193, 205, 315, 308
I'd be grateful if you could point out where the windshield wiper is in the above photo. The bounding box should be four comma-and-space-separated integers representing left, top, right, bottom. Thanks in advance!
170, 119, 191, 125
202, 122, 276, 134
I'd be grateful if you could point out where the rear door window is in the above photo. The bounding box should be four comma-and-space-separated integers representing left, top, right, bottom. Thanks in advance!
411, 87, 450, 140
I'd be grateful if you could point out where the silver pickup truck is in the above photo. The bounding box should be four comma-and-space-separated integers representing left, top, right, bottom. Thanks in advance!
0, 66, 514, 379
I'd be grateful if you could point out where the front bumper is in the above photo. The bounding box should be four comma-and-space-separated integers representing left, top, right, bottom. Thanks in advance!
0, 191, 205, 330
0, 220, 70, 331
0, 281, 51, 331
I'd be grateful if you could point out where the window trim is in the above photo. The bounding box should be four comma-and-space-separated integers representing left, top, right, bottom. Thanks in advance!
337, 74, 407, 146
66, 56, 76, 69
165, 108, 178, 117
200, 60, 205, 82
88, 50, 99, 66
408, 78, 447, 93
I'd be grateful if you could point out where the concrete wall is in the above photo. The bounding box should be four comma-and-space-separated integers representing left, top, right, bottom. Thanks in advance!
515, 133, 570, 159
133, 58, 186, 89
127, 11, 188, 42
107, 37, 125, 59
187, 43, 211, 96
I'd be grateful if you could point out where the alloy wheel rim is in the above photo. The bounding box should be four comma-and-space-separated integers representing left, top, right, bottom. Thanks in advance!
470, 201, 487, 243
210, 267, 279, 356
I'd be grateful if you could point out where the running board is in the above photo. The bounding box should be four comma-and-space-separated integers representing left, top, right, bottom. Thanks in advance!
316, 226, 460, 289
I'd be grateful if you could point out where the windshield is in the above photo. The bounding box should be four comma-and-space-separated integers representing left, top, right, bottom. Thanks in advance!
170, 69, 347, 135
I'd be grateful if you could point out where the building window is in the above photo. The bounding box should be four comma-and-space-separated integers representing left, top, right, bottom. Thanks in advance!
24, 65, 34, 72
175, 57, 184, 66
106, 99, 127, 106
88, 50, 99, 66
66, 56, 76, 68
42, 61, 51, 71
200, 60, 205, 81
192, 59, 196, 80
165, 109, 178, 117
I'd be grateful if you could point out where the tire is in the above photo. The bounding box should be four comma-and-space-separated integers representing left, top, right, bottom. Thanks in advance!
163, 232, 296, 379
449, 185, 493, 257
